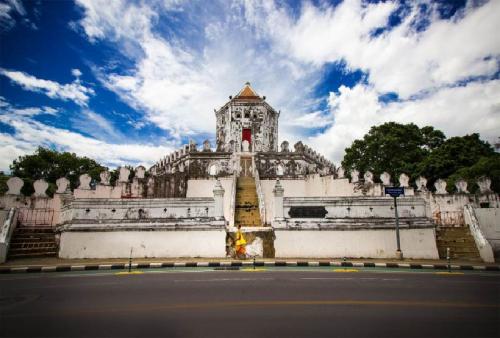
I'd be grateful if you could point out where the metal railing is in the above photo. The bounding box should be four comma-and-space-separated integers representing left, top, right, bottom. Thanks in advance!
251, 156, 266, 226
228, 171, 238, 227
433, 210, 465, 227
16, 208, 54, 227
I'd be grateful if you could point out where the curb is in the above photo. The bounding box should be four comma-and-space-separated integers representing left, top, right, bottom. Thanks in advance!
0, 261, 499, 274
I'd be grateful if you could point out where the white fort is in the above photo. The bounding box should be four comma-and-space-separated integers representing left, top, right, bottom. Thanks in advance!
1, 83, 498, 262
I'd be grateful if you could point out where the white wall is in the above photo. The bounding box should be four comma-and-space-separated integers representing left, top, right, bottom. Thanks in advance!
274, 228, 439, 259
474, 208, 500, 256
283, 196, 427, 219
59, 230, 226, 258
74, 185, 122, 199
187, 178, 233, 221
64, 198, 215, 222
261, 176, 388, 223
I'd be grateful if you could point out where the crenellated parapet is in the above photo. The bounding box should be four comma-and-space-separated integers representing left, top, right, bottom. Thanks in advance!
151, 140, 234, 182
255, 141, 336, 179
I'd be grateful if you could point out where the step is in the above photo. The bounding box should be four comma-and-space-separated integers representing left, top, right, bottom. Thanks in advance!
436, 240, 477, 245
8, 249, 58, 256
10, 241, 56, 248
15, 226, 54, 231
10, 236, 56, 243
8, 252, 58, 258
437, 247, 480, 253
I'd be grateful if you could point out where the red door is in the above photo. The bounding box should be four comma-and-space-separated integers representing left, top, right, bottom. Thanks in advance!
242, 128, 251, 143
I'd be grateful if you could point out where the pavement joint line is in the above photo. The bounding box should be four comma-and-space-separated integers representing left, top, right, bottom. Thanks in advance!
41, 266, 56, 272
11, 267, 27, 273
0, 260, 499, 274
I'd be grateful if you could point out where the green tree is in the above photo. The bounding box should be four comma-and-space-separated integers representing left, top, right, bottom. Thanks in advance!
447, 154, 500, 193
10, 147, 107, 196
415, 133, 495, 189
0, 171, 9, 195
341, 122, 445, 182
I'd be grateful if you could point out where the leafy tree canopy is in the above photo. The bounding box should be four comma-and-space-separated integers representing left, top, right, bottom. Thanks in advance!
415, 133, 494, 185
10, 147, 107, 196
341, 122, 445, 181
342, 123, 497, 192
447, 154, 500, 193
0, 172, 8, 195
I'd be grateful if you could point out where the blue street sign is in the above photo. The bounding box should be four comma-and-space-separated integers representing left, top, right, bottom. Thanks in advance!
385, 186, 405, 197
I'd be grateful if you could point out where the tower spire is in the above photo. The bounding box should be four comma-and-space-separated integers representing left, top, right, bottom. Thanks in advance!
235, 82, 259, 98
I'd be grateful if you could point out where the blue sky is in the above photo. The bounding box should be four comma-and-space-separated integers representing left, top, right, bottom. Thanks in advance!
0, 0, 499, 172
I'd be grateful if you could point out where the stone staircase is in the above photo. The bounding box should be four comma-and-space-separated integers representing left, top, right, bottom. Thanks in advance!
8, 226, 58, 258
436, 226, 481, 261
234, 177, 261, 227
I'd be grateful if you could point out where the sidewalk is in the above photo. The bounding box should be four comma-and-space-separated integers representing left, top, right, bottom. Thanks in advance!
1, 256, 499, 273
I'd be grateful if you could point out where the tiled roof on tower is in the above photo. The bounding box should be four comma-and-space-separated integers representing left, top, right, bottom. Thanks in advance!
235, 82, 260, 99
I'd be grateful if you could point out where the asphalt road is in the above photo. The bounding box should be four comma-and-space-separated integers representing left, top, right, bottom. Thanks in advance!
0, 268, 498, 338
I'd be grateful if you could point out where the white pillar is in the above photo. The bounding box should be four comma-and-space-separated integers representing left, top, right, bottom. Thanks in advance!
273, 179, 284, 220
213, 179, 225, 220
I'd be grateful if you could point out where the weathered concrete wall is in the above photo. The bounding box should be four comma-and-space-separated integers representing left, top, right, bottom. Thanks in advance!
283, 196, 427, 219
261, 177, 360, 224
262, 177, 424, 223
62, 198, 216, 222
74, 185, 122, 199
474, 208, 500, 258
0, 208, 17, 263
274, 228, 439, 259
186, 178, 233, 222
59, 230, 226, 258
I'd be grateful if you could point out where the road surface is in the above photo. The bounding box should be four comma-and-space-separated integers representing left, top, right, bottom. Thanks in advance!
1, 267, 498, 337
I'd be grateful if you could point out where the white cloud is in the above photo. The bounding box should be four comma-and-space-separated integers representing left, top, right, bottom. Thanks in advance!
0, 68, 94, 106
0, 0, 25, 31
282, 111, 333, 129
71, 68, 82, 77
248, 0, 500, 99
76, 0, 322, 139
309, 80, 500, 164
0, 98, 58, 117
73, 0, 500, 165
71, 109, 123, 142
0, 112, 174, 172
10, 106, 58, 116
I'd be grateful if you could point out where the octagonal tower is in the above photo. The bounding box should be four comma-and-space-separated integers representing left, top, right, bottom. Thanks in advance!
215, 82, 279, 153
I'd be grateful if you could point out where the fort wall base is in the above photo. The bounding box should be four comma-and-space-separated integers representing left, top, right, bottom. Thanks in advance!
59, 230, 226, 259
274, 228, 439, 259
